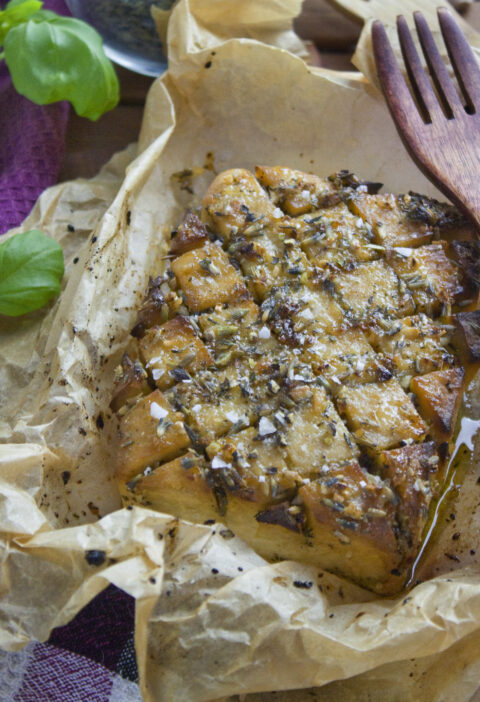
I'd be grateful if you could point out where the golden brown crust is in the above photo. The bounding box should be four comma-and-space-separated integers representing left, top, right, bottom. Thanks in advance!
411, 368, 465, 441
169, 210, 209, 256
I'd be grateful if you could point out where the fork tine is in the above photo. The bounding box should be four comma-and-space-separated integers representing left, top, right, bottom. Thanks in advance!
397, 15, 437, 123
372, 20, 424, 130
437, 6, 480, 114
414, 11, 463, 118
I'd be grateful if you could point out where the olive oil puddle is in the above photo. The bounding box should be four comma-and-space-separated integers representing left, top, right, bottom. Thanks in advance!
406, 414, 480, 589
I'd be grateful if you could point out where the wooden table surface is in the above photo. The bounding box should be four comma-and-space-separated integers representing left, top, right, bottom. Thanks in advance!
57, 1, 480, 183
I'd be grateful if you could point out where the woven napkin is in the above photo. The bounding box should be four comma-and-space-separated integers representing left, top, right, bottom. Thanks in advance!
0, 0, 70, 235
0, 586, 139, 701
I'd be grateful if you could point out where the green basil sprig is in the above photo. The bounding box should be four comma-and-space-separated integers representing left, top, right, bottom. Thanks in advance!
0, 229, 64, 316
0, 0, 119, 120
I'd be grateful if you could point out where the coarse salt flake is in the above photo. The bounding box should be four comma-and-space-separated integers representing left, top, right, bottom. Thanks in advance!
273, 207, 283, 219
356, 358, 366, 372
226, 411, 239, 423
300, 307, 314, 320
150, 402, 168, 420
211, 456, 231, 470
152, 368, 164, 380
259, 417, 276, 436
395, 247, 414, 258
258, 326, 271, 339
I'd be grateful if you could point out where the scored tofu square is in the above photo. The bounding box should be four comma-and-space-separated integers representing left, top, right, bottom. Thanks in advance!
284, 388, 360, 473
411, 367, 464, 441
336, 379, 427, 451
348, 192, 434, 247
298, 203, 379, 267
165, 366, 254, 447
300, 327, 392, 387
371, 314, 455, 377
206, 426, 298, 509
331, 260, 414, 326
233, 238, 311, 301
378, 442, 440, 557
263, 284, 345, 345
139, 316, 213, 390
166, 351, 290, 447
386, 243, 464, 314
116, 390, 191, 484
197, 299, 261, 358
202, 168, 275, 239
171, 241, 248, 312
255, 165, 340, 215
299, 461, 402, 587
132, 451, 219, 523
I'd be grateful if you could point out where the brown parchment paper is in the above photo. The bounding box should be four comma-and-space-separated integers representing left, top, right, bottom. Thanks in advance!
2, 1, 480, 700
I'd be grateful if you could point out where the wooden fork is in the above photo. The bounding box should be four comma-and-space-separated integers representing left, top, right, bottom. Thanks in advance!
372, 8, 480, 232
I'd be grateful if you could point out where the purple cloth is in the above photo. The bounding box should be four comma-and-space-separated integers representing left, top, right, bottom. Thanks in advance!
0, 585, 138, 700
0, 0, 70, 234
48, 585, 137, 678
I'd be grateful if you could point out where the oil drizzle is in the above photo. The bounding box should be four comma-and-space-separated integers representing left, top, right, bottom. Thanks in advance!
406, 415, 480, 589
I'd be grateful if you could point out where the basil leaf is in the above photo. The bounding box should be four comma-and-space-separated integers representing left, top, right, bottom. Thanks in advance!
0, 230, 64, 316
6, 0, 40, 7
0, 0, 42, 43
4, 16, 119, 120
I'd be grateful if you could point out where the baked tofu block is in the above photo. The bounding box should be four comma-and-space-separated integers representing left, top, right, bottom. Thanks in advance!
261, 284, 344, 345
371, 314, 456, 378
331, 260, 414, 327
284, 387, 360, 471
139, 316, 213, 390
299, 461, 402, 592
336, 379, 427, 451
298, 202, 378, 268
348, 192, 434, 247
110, 354, 150, 413
131, 451, 218, 522
115, 390, 191, 485
255, 165, 340, 215
377, 442, 440, 558
386, 243, 463, 315
452, 310, 480, 363
202, 168, 275, 239
411, 368, 465, 442
169, 210, 209, 255
113, 166, 477, 595
171, 241, 248, 312
300, 328, 393, 387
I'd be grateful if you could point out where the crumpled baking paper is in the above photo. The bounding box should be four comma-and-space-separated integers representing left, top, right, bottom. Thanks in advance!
1, 1, 480, 700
